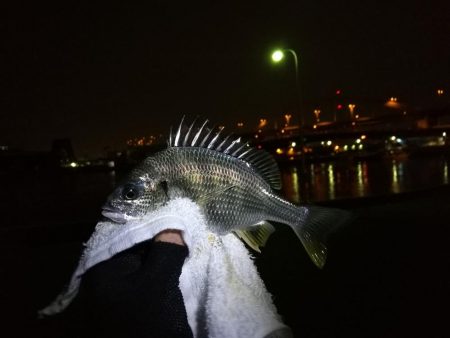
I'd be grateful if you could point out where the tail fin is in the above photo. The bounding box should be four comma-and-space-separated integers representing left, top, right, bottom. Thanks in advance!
290, 206, 352, 269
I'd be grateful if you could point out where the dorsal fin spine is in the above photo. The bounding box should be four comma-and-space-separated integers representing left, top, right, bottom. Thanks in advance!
237, 148, 253, 159
192, 120, 208, 146
207, 127, 224, 149
216, 134, 232, 152
174, 116, 185, 147
231, 142, 248, 157
199, 125, 215, 148
183, 118, 197, 146
224, 137, 241, 154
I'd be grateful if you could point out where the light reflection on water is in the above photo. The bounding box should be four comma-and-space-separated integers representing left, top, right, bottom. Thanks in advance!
280, 155, 450, 203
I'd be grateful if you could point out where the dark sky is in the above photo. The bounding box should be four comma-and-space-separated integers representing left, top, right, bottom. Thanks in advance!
2, 1, 449, 157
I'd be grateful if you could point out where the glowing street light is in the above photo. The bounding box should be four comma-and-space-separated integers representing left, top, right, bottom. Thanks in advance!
284, 114, 292, 126
271, 50, 284, 62
270, 48, 302, 125
348, 104, 356, 120
313, 109, 321, 123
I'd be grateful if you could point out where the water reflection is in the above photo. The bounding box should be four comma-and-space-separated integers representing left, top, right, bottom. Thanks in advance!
327, 163, 335, 200
281, 155, 450, 203
444, 162, 448, 185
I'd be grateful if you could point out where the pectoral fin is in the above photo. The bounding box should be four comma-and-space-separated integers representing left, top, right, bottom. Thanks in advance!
197, 185, 237, 206
234, 222, 276, 253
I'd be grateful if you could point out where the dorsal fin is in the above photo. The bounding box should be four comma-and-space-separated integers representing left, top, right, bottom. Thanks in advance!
168, 118, 282, 190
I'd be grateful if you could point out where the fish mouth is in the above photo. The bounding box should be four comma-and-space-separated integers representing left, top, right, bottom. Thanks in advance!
101, 207, 127, 224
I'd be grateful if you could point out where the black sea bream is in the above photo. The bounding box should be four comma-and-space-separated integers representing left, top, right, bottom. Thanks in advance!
102, 118, 349, 268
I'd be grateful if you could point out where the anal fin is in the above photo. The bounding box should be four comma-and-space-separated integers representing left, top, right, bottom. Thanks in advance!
234, 222, 276, 253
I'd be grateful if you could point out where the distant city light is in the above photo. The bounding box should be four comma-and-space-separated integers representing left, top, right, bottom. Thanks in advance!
348, 104, 356, 117
284, 114, 292, 126
291, 141, 296, 147
326, 140, 332, 146
237, 122, 244, 128
361, 135, 367, 140
437, 89, 444, 96
313, 109, 321, 122
356, 138, 361, 144
276, 148, 283, 154
390, 136, 396, 141
336, 89, 341, 95
443, 132, 447, 137
337, 104, 343, 110
258, 118, 267, 129
70, 162, 78, 168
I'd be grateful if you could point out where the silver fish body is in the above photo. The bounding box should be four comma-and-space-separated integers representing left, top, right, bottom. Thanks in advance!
103, 119, 349, 268
147, 147, 304, 233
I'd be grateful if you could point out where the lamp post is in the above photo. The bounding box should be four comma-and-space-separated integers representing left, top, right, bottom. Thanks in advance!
271, 49, 302, 126
271, 48, 309, 201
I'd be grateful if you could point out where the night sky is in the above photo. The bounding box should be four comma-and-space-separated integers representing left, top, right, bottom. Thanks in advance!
2, 1, 449, 157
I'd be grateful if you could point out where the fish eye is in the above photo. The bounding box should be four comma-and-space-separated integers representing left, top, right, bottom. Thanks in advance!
121, 184, 142, 200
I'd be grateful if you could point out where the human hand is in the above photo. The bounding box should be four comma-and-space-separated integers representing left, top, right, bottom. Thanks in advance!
154, 229, 186, 246
75, 230, 193, 338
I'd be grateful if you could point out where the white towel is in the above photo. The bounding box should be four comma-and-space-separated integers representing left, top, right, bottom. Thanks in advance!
39, 198, 292, 338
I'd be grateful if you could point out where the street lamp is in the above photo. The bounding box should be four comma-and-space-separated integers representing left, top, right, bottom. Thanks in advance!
313, 109, 321, 123
271, 48, 309, 200
348, 104, 356, 120
271, 48, 302, 125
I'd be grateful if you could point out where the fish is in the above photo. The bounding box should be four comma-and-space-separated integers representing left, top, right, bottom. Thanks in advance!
102, 117, 350, 268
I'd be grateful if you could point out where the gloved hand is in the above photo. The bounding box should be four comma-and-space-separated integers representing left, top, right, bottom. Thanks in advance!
75, 230, 194, 338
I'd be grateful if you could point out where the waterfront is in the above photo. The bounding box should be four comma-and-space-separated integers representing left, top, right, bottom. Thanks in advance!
281, 154, 449, 203
2, 153, 448, 230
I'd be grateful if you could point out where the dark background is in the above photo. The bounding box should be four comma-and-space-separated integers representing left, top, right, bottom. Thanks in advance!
2, 1, 449, 157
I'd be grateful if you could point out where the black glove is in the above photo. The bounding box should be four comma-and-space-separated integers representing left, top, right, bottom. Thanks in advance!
73, 240, 193, 338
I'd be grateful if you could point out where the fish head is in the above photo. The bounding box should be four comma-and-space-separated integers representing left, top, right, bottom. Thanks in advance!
102, 169, 169, 223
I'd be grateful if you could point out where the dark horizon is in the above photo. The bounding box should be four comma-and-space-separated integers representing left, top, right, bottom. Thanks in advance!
2, 2, 449, 157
